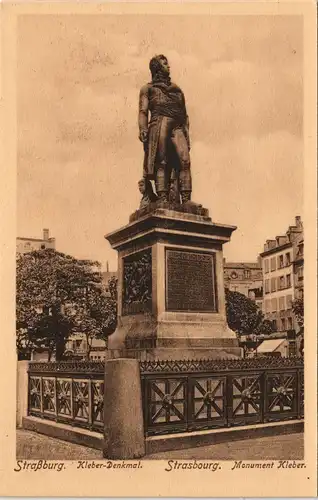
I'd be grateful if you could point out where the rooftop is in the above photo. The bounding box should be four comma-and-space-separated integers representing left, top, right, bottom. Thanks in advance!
224, 262, 261, 270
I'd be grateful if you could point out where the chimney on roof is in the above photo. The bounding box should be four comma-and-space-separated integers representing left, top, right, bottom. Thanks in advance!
43, 228, 49, 240
106, 261, 109, 272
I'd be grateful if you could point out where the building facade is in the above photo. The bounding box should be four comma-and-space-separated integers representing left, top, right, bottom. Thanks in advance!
17, 228, 55, 254
223, 260, 263, 310
260, 216, 303, 333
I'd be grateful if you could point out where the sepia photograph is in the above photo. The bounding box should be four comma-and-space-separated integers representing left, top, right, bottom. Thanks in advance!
0, 1, 317, 497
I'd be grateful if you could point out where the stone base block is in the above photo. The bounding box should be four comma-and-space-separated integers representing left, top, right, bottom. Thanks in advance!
103, 358, 145, 459
22, 416, 103, 450
146, 420, 304, 456
109, 346, 243, 361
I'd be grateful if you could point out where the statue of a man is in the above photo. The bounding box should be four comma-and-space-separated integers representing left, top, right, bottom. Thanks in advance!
138, 55, 192, 204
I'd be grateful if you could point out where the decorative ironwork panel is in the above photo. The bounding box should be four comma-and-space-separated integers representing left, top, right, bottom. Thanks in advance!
140, 356, 304, 374
29, 361, 104, 374
42, 377, 56, 415
72, 379, 90, 423
122, 249, 152, 315
265, 372, 297, 416
146, 377, 187, 433
165, 249, 217, 312
231, 373, 263, 423
56, 378, 72, 419
29, 376, 42, 412
190, 376, 226, 427
92, 380, 104, 427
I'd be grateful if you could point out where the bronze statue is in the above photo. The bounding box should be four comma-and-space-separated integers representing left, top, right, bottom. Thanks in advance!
138, 54, 192, 204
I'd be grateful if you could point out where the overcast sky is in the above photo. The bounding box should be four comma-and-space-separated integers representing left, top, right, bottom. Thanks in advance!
17, 14, 303, 270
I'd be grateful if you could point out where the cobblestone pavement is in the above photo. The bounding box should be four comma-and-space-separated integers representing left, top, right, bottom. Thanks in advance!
16, 429, 101, 460
16, 429, 304, 461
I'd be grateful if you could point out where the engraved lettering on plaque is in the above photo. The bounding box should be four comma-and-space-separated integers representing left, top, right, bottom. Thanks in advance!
122, 249, 152, 315
165, 249, 218, 312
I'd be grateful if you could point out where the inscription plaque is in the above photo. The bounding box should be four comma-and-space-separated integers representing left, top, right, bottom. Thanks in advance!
166, 249, 218, 312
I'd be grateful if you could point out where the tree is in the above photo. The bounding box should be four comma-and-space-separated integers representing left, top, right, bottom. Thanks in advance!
74, 277, 118, 359
16, 249, 104, 361
225, 289, 275, 337
292, 296, 304, 329
97, 276, 118, 340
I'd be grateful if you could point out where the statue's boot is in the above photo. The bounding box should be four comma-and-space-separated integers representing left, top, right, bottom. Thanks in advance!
181, 191, 202, 208
156, 191, 169, 206
155, 163, 169, 205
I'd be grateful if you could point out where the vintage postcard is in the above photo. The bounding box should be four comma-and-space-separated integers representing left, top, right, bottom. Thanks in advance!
0, 0, 317, 497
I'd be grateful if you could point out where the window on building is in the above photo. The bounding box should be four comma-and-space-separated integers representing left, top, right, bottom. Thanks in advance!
279, 296, 285, 311
271, 277, 276, 292
298, 266, 304, 279
279, 276, 285, 290
286, 295, 293, 309
244, 269, 251, 279
278, 255, 284, 269
285, 252, 291, 266
287, 317, 293, 330
265, 279, 270, 294
264, 259, 269, 273
297, 243, 304, 257
270, 257, 276, 272
281, 318, 286, 331
272, 319, 277, 331
286, 274, 291, 288
265, 299, 271, 313
271, 298, 277, 312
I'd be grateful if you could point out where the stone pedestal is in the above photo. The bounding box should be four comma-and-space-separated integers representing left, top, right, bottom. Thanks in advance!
105, 205, 242, 360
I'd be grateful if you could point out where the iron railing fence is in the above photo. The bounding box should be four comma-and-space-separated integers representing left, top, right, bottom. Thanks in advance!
28, 361, 104, 433
140, 357, 304, 436
27, 357, 304, 437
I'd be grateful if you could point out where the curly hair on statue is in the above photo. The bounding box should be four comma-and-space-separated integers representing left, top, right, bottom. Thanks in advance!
149, 54, 167, 75
149, 54, 171, 84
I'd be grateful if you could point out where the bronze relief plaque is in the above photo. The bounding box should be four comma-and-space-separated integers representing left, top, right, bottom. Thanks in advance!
165, 249, 218, 312
122, 248, 152, 315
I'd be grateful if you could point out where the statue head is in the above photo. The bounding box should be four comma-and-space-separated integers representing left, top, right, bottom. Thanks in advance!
138, 178, 147, 195
149, 55, 170, 81
138, 178, 158, 205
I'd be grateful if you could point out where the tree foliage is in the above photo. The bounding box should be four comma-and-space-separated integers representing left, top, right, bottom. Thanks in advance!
225, 289, 275, 337
16, 249, 116, 360
75, 276, 118, 358
292, 296, 304, 329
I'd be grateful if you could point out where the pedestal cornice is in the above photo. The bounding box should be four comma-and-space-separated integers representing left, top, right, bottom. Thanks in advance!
105, 209, 237, 251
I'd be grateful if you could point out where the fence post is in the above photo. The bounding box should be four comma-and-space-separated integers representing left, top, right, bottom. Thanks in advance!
103, 358, 145, 459
16, 360, 30, 428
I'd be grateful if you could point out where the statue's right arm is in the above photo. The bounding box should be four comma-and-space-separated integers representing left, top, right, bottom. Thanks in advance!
138, 85, 149, 142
